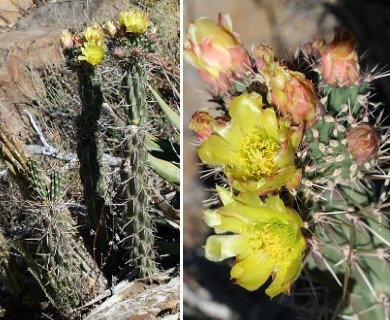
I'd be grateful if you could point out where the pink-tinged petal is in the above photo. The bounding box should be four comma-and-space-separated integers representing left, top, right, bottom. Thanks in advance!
229, 45, 252, 75
189, 110, 212, 142
184, 14, 251, 92
285, 169, 302, 189
198, 38, 232, 71
198, 69, 232, 92
269, 68, 322, 128
320, 27, 360, 87
218, 13, 234, 34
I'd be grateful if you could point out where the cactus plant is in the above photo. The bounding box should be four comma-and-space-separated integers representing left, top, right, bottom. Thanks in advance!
59, 7, 179, 278
120, 63, 157, 277
186, 13, 389, 319
0, 3, 178, 318
76, 65, 115, 276
0, 124, 106, 317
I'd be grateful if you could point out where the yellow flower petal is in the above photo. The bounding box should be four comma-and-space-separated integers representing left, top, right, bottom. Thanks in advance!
198, 135, 239, 166
231, 251, 274, 291
203, 187, 306, 297
265, 243, 305, 297
229, 92, 263, 136
198, 92, 302, 194
79, 42, 105, 66
204, 235, 248, 261
203, 208, 247, 234
118, 9, 149, 34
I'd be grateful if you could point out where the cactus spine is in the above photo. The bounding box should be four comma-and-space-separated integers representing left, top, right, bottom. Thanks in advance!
121, 64, 156, 277
301, 81, 390, 319
0, 232, 23, 298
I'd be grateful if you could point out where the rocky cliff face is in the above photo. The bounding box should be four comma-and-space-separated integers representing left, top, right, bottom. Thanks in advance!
0, 0, 122, 130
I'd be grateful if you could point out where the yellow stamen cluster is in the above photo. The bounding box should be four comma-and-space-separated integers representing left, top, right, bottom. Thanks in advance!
239, 129, 279, 180
244, 222, 294, 261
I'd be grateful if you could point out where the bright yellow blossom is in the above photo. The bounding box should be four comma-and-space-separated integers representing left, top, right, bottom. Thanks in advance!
203, 186, 306, 297
118, 9, 149, 34
82, 24, 104, 44
78, 42, 105, 66
198, 92, 302, 194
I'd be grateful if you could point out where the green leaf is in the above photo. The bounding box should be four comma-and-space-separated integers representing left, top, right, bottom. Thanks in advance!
147, 84, 180, 130
147, 153, 180, 187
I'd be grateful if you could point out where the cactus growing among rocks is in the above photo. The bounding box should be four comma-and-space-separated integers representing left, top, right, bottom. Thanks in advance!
0, 2, 179, 318
186, 13, 389, 319
60, 7, 180, 280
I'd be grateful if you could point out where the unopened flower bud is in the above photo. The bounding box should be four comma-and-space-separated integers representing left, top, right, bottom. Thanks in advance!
269, 67, 322, 128
346, 124, 380, 165
321, 27, 361, 87
104, 21, 118, 38
113, 47, 125, 59
189, 111, 212, 142
184, 13, 251, 92
59, 30, 73, 49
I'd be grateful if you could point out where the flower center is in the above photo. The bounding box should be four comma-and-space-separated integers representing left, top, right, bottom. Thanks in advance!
244, 222, 294, 261
238, 129, 280, 180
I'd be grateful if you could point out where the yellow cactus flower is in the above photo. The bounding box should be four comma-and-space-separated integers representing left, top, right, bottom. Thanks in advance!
203, 186, 306, 297
118, 9, 149, 34
184, 13, 251, 92
198, 92, 302, 194
83, 24, 104, 45
78, 42, 105, 66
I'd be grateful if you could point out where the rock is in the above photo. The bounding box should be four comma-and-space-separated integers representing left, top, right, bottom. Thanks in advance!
0, 26, 63, 104
0, 0, 33, 29
0, 0, 124, 128
15, 0, 123, 30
